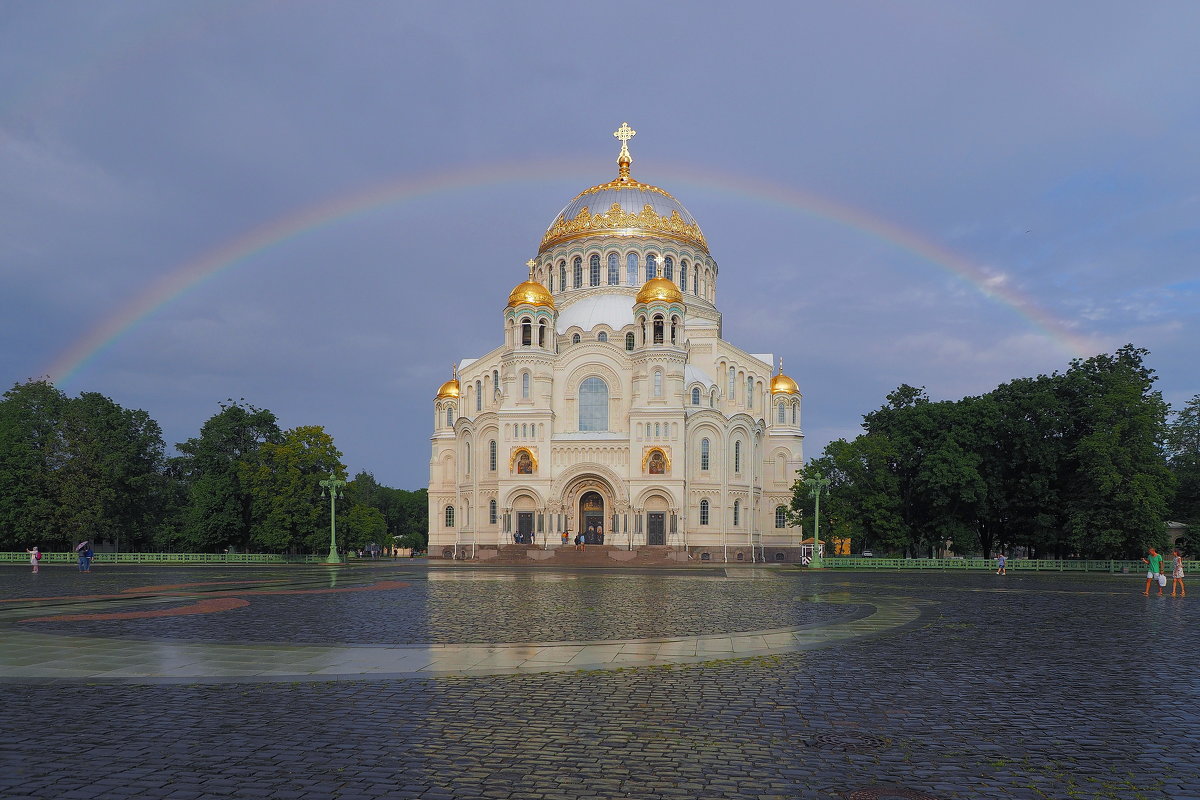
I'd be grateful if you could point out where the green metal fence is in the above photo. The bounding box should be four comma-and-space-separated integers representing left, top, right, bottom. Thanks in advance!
2, 552, 327, 565
819, 557, 1197, 573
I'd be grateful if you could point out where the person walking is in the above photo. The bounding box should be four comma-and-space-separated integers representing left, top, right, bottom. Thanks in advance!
26, 547, 41, 573
1142, 548, 1165, 596
561, 530, 568, 547
1170, 549, 1186, 597
996, 553, 1007, 575
77, 542, 93, 573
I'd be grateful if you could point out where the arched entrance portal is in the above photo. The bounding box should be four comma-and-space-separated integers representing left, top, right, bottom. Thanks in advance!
579, 491, 606, 545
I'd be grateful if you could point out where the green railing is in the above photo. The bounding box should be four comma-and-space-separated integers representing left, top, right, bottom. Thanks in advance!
1, 551, 329, 565
818, 557, 1197, 573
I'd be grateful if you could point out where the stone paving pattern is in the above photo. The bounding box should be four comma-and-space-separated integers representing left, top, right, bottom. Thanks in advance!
1, 564, 1196, 799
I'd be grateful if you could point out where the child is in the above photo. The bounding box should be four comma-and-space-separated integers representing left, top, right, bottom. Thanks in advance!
1170, 549, 1186, 597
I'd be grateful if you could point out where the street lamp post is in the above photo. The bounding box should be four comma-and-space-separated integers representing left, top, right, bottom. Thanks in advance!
319, 475, 346, 564
804, 470, 830, 568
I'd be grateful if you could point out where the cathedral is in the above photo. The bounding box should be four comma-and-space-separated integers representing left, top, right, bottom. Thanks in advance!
428, 124, 805, 562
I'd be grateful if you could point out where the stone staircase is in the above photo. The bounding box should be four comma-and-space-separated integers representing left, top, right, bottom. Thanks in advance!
444, 544, 697, 567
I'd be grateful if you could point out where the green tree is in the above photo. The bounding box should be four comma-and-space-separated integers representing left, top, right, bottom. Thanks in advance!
0, 380, 68, 549
175, 401, 282, 552
241, 425, 346, 553
1166, 394, 1200, 535
344, 504, 387, 551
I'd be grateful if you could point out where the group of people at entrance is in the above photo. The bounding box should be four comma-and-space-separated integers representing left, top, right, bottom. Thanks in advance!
559, 524, 605, 549
1143, 548, 1186, 597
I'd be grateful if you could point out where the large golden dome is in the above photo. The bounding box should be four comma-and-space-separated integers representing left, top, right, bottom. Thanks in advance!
771, 359, 800, 395
636, 276, 684, 305
539, 123, 707, 255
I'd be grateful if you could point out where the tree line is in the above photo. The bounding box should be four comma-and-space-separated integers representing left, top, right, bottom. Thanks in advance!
0, 380, 427, 553
792, 346, 1197, 559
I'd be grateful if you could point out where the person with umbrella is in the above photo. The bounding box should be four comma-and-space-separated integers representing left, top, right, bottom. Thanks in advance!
76, 541, 94, 573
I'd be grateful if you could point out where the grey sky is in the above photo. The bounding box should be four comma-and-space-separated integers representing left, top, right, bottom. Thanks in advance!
2, 1, 1197, 488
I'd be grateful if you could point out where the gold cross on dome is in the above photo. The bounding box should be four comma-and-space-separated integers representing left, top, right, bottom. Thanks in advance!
613, 122, 636, 145
526, 258, 537, 279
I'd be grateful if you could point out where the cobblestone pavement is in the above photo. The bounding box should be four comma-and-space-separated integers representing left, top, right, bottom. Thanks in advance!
0, 563, 1196, 799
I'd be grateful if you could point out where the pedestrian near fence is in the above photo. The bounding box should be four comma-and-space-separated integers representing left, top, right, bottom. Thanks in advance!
1142, 548, 1165, 596
1170, 549, 1186, 597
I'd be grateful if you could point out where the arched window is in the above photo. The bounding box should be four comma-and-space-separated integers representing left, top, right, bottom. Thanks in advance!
538, 320, 546, 347
694, 266, 701, 294
653, 315, 664, 345
664, 255, 673, 282
445, 405, 453, 427
700, 438, 710, 471
579, 377, 609, 431
445, 505, 455, 528
571, 333, 581, 344
521, 318, 532, 347
521, 423, 527, 438
489, 440, 497, 471
521, 372, 530, 399
490, 499, 497, 525
671, 315, 678, 345
464, 442, 471, 474
625, 332, 635, 351
777, 402, 786, 424
747, 376, 754, 408
475, 381, 482, 411
710, 391, 716, 408
597, 331, 608, 343
607, 252, 619, 284
627, 252, 638, 285
734, 440, 741, 473
792, 402, 798, 425
699, 499, 710, 525
559, 261, 566, 290
692, 387, 701, 405
589, 254, 601, 286
573, 256, 582, 288
733, 500, 741, 527
775, 506, 787, 528
547, 271, 553, 292
653, 370, 663, 396
646, 253, 658, 281
639, 316, 647, 344
680, 260, 688, 291
728, 367, 736, 399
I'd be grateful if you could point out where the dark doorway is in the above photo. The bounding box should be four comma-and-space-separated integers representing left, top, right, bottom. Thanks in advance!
517, 512, 533, 544
647, 512, 665, 545
580, 491, 605, 544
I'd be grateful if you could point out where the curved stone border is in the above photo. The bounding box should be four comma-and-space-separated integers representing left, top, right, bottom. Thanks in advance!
0, 595, 926, 684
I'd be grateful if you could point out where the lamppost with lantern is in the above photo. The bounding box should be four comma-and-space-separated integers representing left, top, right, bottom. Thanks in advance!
804, 470, 830, 568
319, 475, 346, 564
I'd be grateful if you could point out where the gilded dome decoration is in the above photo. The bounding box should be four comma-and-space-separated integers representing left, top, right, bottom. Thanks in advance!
507, 260, 555, 308
770, 358, 800, 395
636, 276, 684, 305
538, 122, 708, 254
435, 364, 460, 399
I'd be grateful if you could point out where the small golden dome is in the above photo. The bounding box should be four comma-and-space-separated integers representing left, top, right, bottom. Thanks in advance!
435, 365, 460, 399
771, 358, 800, 394
507, 280, 555, 309
635, 276, 684, 305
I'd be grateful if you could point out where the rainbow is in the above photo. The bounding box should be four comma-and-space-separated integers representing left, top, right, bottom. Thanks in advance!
45, 159, 1095, 385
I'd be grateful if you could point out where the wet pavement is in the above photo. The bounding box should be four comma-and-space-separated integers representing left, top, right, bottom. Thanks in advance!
0, 562, 1195, 799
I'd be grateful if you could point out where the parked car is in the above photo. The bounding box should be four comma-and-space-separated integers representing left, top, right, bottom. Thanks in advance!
861, 550, 874, 557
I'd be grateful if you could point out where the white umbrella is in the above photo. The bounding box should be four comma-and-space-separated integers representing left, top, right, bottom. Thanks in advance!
75, 541, 89, 551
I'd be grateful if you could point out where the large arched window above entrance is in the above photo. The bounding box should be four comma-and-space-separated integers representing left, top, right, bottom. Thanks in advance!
699, 499, 709, 525
579, 377, 609, 431
444, 505, 455, 528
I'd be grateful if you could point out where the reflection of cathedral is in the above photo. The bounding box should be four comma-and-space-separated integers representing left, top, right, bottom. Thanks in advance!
428, 124, 804, 561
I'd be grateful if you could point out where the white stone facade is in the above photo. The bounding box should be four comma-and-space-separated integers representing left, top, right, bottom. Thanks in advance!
428, 135, 804, 560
